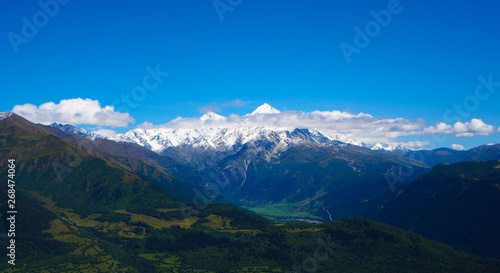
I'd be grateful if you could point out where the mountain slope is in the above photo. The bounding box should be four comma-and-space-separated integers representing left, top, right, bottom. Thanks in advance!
201, 135, 429, 221
48, 122, 102, 140
0, 184, 71, 270
0, 113, 181, 215
43, 124, 226, 204
377, 160, 500, 259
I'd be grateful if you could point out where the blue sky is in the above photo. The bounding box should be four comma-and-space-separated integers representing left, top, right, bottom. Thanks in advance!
1, 0, 499, 149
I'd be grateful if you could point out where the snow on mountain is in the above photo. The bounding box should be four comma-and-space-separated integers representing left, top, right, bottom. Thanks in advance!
109, 103, 410, 153
112, 123, 330, 153
200, 111, 226, 122
250, 103, 281, 115
369, 143, 409, 153
45, 104, 408, 153
111, 105, 340, 153
49, 123, 103, 140
319, 131, 364, 147
0, 111, 13, 120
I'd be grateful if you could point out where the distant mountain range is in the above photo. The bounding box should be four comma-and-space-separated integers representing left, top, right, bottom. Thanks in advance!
111, 104, 367, 155
404, 144, 500, 167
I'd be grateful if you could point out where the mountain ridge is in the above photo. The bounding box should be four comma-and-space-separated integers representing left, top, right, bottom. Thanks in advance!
376, 160, 500, 259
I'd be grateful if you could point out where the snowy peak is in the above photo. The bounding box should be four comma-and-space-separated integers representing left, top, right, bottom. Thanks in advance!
200, 112, 226, 122
0, 111, 13, 121
250, 103, 280, 115
49, 123, 102, 140
370, 143, 409, 153
320, 132, 364, 147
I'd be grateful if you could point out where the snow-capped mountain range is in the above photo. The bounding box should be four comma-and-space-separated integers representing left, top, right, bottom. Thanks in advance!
108, 103, 379, 153
45, 104, 409, 153
49, 123, 103, 140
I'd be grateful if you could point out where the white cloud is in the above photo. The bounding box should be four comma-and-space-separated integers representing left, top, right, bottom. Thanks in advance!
137, 121, 157, 129
223, 99, 250, 107
451, 144, 466, 151
400, 141, 431, 150
199, 99, 251, 113
198, 106, 221, 113
94, 129, 118, 138
143, 107, 498, 148
423, 119, 497, 137
12, 98, 134, 127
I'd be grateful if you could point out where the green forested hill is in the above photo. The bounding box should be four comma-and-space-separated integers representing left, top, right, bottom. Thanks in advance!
377, 160, 500, 259
0, 114, 181, 216
44, 124, 226, 204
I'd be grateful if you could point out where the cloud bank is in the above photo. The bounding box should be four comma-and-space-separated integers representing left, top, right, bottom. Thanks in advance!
423, 119, 497, 137
139, 106, 499, 147
12, 98, 134, 127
